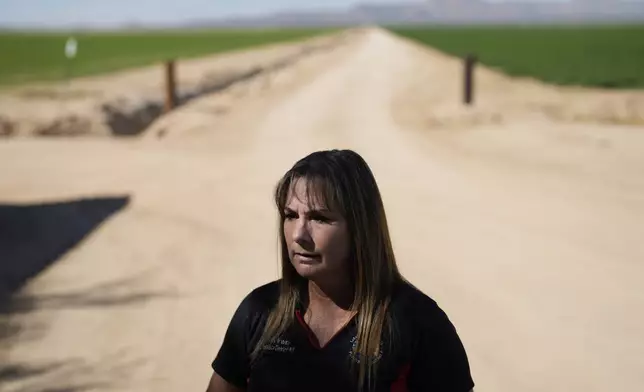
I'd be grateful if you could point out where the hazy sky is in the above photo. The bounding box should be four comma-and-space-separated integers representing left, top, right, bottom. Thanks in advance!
1, 0, 572, 28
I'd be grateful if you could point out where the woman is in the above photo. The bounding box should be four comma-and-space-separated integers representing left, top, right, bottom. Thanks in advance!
206, 149, 474, 392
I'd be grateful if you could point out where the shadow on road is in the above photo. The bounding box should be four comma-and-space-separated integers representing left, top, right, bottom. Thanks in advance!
0, 360, 108, 392
3, 273, 178, 315
0, 196, 130, 303
0, 273, 179, 348
0, 350, 144, 392
0, 197, 166, 391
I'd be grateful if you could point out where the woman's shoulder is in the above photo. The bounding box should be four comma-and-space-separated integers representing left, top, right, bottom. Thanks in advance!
225, 280, 280, 333
389, 283, 475, 391
238, 279, 281, 314
389, 280, 450, 329
391, 280, 439, 310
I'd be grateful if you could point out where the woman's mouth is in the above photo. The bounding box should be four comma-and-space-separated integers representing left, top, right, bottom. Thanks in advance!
294, 252, 321, 262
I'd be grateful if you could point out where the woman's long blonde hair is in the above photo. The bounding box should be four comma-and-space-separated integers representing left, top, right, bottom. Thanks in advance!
251, 149, 404, 391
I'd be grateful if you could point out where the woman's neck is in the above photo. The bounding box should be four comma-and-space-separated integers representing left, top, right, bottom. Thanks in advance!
307, 277, 354, 311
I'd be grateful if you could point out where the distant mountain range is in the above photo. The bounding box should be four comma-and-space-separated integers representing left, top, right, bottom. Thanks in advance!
192, 1, 644, 28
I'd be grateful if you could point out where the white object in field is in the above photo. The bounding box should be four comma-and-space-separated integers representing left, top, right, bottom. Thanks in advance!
65, 37, 78, 59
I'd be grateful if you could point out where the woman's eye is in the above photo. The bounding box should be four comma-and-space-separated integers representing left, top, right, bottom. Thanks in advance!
284, 212, 297, 220
312, 215, 330, 223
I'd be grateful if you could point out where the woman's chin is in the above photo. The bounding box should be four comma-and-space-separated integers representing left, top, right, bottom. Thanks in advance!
293, 262, 324, 279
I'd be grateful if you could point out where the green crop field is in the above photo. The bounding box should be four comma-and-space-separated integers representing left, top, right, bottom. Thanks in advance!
389, 24, 644, 89
0, 28, 333, 86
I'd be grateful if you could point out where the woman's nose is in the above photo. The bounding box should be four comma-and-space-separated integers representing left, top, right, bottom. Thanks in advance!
293, 218, 312, 243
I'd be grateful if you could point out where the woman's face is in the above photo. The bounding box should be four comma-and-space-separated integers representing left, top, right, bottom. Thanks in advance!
283, 178, 350, 280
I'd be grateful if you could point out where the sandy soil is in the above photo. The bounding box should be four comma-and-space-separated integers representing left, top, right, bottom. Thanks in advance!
1, 28, 643, 392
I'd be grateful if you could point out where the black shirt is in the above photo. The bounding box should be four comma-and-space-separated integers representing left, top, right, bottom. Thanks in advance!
212, 280, 474, 392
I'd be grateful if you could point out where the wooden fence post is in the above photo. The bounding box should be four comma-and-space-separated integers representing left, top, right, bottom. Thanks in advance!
464, 54, 476, 105
164, 60, 177, 112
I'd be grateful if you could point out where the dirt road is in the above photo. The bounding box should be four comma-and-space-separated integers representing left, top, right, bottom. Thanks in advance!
1, 28, 643, 392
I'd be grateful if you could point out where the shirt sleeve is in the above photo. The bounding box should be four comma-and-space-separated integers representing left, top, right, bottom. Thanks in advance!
211, 292, 262, 389
407, 303, 475, 392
